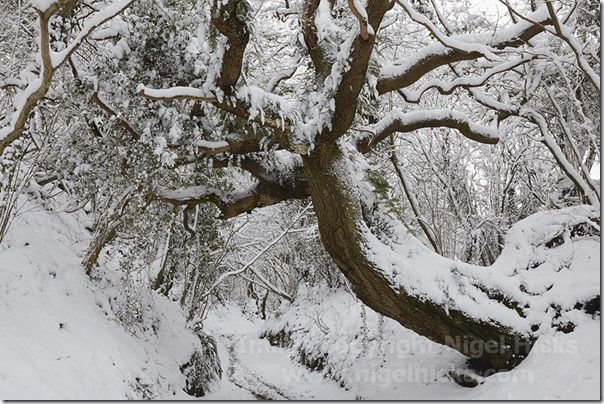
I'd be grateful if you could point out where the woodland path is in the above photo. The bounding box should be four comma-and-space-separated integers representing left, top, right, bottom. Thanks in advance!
216, 332, 357, 400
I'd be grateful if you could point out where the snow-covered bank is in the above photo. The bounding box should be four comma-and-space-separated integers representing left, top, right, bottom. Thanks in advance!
0, 198, 356, 400
202, 307, 357, 400
0, 199, 204, 399
261, 287, 600, 400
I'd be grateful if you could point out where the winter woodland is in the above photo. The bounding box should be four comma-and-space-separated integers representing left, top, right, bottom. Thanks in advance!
0, 0, 600, 399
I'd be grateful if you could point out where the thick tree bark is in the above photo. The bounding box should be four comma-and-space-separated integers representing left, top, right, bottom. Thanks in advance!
303, 144, 533, 372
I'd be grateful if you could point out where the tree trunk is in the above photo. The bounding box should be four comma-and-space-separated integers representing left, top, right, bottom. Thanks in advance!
303, 145, 533, 372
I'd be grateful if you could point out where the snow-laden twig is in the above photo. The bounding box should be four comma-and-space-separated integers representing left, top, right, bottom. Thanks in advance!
201, 202, 312, 300
0, 0, 136, 155
394, 0, 499, 60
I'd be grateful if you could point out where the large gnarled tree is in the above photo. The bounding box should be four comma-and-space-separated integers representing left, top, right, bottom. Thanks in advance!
135, 0, 600, 371
0, 0, 600, 372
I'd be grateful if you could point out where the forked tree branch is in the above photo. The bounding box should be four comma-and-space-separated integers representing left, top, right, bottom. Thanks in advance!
348, 0, 372, 41
325, 0, 393, 140
376, 6, 551, 94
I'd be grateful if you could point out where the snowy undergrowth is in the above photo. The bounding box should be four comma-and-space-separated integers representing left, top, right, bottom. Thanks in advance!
0, 195, 213, 399
260, 286, 600, 400
201, 304, 357, 400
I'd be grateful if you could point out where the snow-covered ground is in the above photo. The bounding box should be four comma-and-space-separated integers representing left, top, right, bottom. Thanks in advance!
203, 307, 357, 400
0, 198, 358, 400
259, 287, 600, 400
0, 198, 600, 400
0, 199, 200, 399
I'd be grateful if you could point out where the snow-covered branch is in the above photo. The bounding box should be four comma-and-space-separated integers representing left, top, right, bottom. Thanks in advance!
358, 109, 500, 153
0, 7, 53, 155
545, 2, 599, 91
156, 185, 248, 218
322, 0, 393, 139
156, 171, 310, 220
400, 56, 532, 103
137, 85, 294, 137
348, 0, 372, 40
136, 85, 216, 103
377, 6, 551, 94
50, 0, 135, 68
266, 57, 302, 92
394, 0, 498, 60
500, 1, 599, 92
301, 0, 331, 76
0, 0, 135, 156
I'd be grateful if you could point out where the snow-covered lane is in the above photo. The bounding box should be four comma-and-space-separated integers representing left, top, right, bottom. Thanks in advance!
204, 331, 356, 400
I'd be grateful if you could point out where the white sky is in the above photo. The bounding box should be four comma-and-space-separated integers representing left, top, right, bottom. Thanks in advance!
469, 0, 508, 15
590, 162, 600, 180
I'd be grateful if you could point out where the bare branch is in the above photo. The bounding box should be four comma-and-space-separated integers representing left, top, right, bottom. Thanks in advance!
389, 136, 442, 254
200, 203, 311, 300
523, 109, 600, 206
91, 92, 140, 139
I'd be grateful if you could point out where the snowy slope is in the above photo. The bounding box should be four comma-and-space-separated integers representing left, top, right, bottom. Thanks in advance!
202, 306, 357, 400
0, 199, 200, 399
0, 197, 355, 400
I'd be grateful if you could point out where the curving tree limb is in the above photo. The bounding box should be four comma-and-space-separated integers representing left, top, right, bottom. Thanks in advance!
0, 0, 136, 155
376, 6, 551, 94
